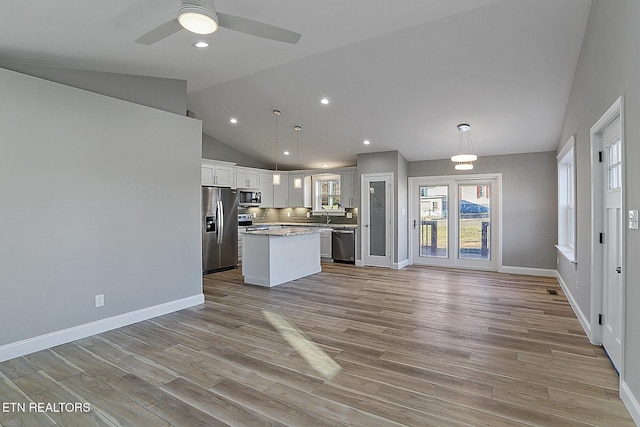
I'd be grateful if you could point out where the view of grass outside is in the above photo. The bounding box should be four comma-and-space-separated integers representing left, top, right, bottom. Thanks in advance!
418, 183, 491, 260
420, 218, 490, 258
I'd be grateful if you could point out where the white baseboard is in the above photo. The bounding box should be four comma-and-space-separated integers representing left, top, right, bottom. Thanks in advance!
0, 293, 205, 363
499, 266, 557, 277
556, 272, 595, 344
393, 259, 410, 270
355, 260, 364, 267
621, 380, 640, 426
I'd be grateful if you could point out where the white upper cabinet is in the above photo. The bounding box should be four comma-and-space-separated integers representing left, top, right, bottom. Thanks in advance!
273, 174, 289, 207
259, 172, 274, 207
340, 170, 357, 208
236, 167, 260, 190
201, 160, 235, 187
288, 173, 305, 207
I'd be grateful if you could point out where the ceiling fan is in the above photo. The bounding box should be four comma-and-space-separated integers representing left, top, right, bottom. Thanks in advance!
135, 0, 301, 45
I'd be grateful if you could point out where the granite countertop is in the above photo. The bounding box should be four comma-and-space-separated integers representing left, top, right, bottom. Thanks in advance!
244, 226, 333, 237
255, 222, 357, 229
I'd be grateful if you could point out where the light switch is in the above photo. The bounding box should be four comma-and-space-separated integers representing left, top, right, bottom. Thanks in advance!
629, 210, 639, 230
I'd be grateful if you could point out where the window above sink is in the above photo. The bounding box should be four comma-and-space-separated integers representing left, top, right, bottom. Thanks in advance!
312, 174, 344, 214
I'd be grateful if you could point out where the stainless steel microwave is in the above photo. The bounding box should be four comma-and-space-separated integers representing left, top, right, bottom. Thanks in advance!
239, 191, 261, 206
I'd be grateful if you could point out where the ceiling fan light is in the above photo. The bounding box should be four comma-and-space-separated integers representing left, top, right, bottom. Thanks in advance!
455, 163, 474, 171
450, 154, 478, 162
178, 2, 218, 35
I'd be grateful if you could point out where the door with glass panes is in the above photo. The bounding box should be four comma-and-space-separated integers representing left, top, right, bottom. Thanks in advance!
410, 176, 499, 270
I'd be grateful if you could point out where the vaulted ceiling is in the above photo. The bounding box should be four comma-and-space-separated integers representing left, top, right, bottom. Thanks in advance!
1, 0, 592, 169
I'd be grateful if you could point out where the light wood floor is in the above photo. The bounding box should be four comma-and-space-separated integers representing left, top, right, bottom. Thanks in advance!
1, 264, 635, 426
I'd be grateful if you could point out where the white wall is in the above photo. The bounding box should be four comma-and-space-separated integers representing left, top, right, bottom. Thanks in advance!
555, 0, 640, 422
0, 62, 188, 115
0, 68, 203, 357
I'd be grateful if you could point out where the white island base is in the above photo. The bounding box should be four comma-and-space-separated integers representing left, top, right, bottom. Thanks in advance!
242, 228, 325, 287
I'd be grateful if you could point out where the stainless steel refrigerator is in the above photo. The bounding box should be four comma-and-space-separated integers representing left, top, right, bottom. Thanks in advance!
202, 186, 238, 274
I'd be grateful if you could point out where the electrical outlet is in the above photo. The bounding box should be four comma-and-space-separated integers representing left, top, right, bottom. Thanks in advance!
306, 212, 310, 218
253, 212, 257, 218
346, 212, 353, 219
95, 294, 104, 308
287, 211, 291, 217
629, 210, 639, 230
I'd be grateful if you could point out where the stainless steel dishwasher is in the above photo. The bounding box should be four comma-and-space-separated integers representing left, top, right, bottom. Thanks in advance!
332, 229, 355, 263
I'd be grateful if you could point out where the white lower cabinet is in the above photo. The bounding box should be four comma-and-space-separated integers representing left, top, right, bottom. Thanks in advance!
320, 230, 332, 259
238, 227, 245, 263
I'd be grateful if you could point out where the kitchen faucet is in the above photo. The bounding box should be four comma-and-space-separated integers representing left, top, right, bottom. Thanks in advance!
323, 210, 331, 224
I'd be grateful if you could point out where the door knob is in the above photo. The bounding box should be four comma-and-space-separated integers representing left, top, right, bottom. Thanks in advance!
616, 266, 622, 274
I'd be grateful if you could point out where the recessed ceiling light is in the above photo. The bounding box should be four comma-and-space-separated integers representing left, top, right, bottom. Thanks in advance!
320, 98, 329, 105
193, 41, 209, 48
283, 151, 290, 156
322, 164, 328, 168
363, 140, 371, 145
229, 117, 238, 124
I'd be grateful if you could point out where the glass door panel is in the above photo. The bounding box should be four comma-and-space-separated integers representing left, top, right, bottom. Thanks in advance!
458, 184, 491, 260
369, 180, 386, 257
419, 185, 448, 258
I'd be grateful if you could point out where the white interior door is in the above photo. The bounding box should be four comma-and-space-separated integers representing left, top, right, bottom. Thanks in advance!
361, 174, 392, 268
410, 176, 499, 271
601, 117, 623, 372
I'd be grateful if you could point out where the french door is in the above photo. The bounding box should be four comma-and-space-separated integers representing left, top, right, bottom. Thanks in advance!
410, 175, 500, 271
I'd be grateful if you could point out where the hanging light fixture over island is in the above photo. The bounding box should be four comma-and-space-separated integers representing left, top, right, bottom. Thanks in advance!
293, 125, 302, 188
272, 110, 281, 185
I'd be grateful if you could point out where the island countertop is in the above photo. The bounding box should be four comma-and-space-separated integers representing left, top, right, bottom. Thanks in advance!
242, 227, 327, 287
244, 226, 333, 237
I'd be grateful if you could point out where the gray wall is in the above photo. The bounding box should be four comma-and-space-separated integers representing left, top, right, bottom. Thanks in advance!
357, 151, 409, 266
202, 132, 269, 168
0, 68, 202, 348
0, 62, 187, 115
555, 0, 640, 412
397, 153, 409, 264
408, 152, 558, 270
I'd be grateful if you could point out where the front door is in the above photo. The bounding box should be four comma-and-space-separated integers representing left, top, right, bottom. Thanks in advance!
361, 174, 392, 268
601, 116, 623, 372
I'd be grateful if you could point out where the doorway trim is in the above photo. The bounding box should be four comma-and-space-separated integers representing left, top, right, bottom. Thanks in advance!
359, 173, 394, 268
408, 173, 503, 272
589, 95, 625, 370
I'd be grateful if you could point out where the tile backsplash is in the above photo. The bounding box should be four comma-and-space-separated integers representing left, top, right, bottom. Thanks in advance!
239, 207, 358, 225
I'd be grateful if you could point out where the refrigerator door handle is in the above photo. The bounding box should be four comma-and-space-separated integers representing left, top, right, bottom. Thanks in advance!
217, 200, 224, 244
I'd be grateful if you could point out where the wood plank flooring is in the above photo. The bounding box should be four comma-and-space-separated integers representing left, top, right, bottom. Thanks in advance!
1, 264, 635, 426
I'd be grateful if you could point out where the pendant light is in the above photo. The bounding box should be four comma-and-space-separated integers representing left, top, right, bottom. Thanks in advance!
272, 110, 281, 185
293, 125, 302, 188
451, 123, 477, 170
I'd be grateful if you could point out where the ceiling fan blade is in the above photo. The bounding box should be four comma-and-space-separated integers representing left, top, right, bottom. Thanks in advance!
217, 12, 301, 44
135, 19, 183, 45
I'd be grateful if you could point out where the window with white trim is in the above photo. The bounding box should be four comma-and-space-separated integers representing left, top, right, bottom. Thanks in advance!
313, 174, 342, 212
557, 136, 576, 263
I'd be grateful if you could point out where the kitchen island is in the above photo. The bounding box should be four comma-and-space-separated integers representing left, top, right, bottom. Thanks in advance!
242, 227, 331, 287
